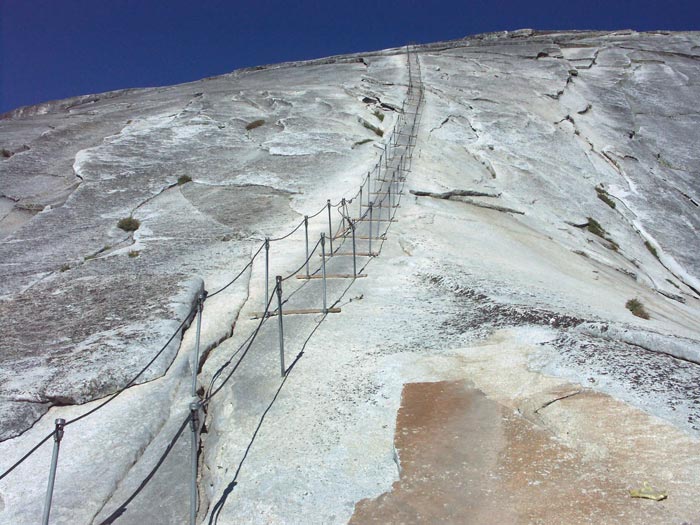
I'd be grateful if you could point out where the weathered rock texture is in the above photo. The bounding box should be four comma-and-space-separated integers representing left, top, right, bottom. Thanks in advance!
351, 380, 699, 524
0, 52, 406, 440
1, 29, 699, 524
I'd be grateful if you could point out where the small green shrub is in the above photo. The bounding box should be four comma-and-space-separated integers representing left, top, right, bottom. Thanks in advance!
60, 264, 70, 272
595, 186, 616, 209
644, 240, 659, 259
118, 217, 140, 232
587, 217, 606, 238
373, 110, 385, 122
587, 217, 619, 251
625, 299, 650, 319
352, 138, 373, 148
656, 153, 672, 168
245, 119, 265, 131
178, 175, 192, 185
128, 250, 140, 258
362, 120, 383, 137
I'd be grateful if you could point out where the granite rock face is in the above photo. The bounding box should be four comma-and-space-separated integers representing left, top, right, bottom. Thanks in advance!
0, 52, 406, 440
1, 30, 700, 524
419, 30, 700, 295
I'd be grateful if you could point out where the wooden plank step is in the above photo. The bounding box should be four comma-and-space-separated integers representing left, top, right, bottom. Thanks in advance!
319, 252, 378, 257
296, 273, 367, 280
250, 307, 341, 319
333, 233, 386, 240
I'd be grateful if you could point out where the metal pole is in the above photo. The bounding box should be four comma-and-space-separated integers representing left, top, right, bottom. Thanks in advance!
189, 402, 199, 525
264, 237, 270, 313
303, 216, 310, 278
276, 276, 285, 376
351, 220, 357, 278
41, 418, 65, 525
367, 172, 371, 206
397, 175, 401, 210
358, 186, 363, 218
393, 173, 398, 208
320, 233, 327, 313
341, 198, 346, 232
345, 200, 351, 233
326, 200, 333, 255
378, 192, 382, 225
368, 203, 373, 255
191, 294, 204, 397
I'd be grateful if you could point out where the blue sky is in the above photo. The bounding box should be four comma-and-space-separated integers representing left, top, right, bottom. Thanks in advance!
1, 0, 698, 113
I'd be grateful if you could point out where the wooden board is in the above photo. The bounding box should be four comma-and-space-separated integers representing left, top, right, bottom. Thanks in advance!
250, 307, 341, 319
319, 252, 378, 257
333, 234, 386, 240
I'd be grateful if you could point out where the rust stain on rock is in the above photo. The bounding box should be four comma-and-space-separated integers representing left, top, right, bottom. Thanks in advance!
350, 380, 692, 524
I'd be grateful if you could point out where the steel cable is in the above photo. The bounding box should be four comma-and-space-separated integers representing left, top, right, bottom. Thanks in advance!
281, 237, 323, 282
267, 217, 305, 242
208, 242, 265, 298
280, 264, 322, 306
203, 285, 278, 405
204, 329, 257, 401
0, 52, 423, 490
0, 430, 55, 482
306, 203, 328, 219
98, 413, 192, 524
0, 242, 248, 480
64, 301, 198, 427
205, 262, 367, 523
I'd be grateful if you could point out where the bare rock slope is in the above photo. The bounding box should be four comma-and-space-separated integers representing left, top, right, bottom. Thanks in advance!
1, 30, 699, 524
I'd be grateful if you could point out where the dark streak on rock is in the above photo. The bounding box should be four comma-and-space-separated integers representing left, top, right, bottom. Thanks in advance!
410, 189, 501, 199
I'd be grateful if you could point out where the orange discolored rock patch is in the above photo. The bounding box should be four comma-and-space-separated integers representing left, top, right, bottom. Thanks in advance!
350, 380, 695, 524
